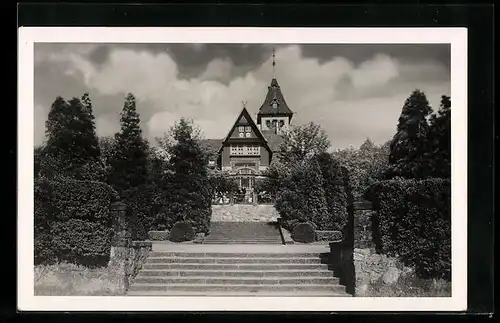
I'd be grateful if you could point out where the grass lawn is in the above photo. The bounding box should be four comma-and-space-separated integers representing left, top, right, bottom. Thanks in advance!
363, 273, 452, 297
34, 262, 125, 296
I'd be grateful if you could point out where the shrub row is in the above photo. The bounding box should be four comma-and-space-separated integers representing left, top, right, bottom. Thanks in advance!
120, 176, 212, 238
34, 177, 119, 267
365, 177, 451, 280
275, 153, 352, 234
121, 184, 161, 240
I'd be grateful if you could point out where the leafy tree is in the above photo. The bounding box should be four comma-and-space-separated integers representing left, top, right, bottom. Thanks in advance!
388, 89, 433, 179
208, 170, 239, 202
333, 139, 390, 199
108, 93, 149, 192
427, 95, 451, 178
277, 122, 330, 168
98, 136, 115, 166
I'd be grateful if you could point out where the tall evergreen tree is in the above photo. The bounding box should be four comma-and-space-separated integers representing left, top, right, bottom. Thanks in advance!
310, 153, 347, 230
428, 95, 451, 178
45, 96, 72, 160
108, 93, 149, 192
388, 89, 433, 178
78, 93, 101, 160
159, 118, 212, 233
43, 96, 102, 179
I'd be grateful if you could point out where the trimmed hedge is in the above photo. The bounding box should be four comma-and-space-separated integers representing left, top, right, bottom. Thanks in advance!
169, 221, 195, 242
276, 153, 351, 234
121, 184, 160, 240
292, 222, 316, 243
34, 177, 119, 267
275, 161, 329, 231
313, 153, 349, 231
365, 177, 451, 280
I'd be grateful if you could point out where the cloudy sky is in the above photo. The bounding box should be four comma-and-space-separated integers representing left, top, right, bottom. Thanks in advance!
34, 43, 450, 149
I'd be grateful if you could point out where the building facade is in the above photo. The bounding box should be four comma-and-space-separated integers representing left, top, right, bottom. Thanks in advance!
200, 76, 294, 202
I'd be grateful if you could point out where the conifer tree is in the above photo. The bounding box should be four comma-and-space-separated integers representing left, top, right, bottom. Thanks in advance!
388, 89, 433, 178
160, 118, 212, 233
428, 95, 451, 178
312, 152, 348, 231
43, 95, 102, 179
108, 93, 149, 192
304, 160, 332, 229
78, 93, 101, 160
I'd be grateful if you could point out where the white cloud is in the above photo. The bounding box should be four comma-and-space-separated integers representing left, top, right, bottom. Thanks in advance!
35, 44, 450, 149
199, 58, 234, 83
350, 54, 399, 89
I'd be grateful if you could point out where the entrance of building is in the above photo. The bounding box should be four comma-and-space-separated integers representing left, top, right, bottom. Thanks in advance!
234, 168, 256, 204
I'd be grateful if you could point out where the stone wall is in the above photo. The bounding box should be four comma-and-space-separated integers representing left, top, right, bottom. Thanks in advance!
211, 204, 279, 222
107, 201, 152, 294
127, 241, 152, 285
354, 248, 414, 296
353, 201, 375, 249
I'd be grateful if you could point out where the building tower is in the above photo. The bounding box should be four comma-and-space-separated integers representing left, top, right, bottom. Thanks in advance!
256, 45, 294, 134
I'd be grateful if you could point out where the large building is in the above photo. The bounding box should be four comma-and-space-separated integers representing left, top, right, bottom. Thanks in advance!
200, 75, 294, 200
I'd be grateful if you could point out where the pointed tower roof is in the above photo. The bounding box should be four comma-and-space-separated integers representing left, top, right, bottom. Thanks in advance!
257, 77, 294, 122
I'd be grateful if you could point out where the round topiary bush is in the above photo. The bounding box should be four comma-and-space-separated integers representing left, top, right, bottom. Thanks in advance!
169, 221, 195, 242
307, 221, 318, 230
291, 222, 316, 243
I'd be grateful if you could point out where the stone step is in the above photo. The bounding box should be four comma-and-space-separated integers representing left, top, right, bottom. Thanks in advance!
137, 269, 335, 278
128, 283, 347, 294
149, 252, 323, 258
203, 238, 281, 241
203, 241, 282, 245
203, 238, 281, 242
142, 263, 330, 271
145, 257, 322, 264
127, 290, 351, 296
133, 276, 339, 285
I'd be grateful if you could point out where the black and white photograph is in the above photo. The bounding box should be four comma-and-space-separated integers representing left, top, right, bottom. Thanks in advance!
18, 27, 467, 311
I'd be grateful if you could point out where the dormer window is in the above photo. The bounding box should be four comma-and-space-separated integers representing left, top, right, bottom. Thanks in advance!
272, 101, 278, 109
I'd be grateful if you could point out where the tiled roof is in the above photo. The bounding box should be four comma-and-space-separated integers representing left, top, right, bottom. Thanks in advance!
258, 78, 293, 117
261, 130, 284, 152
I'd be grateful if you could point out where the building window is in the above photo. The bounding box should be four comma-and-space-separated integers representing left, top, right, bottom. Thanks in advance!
278, 120, 285, 128
265, 120, 271, 128
230, 144, 260, 156
245, 126, 251, 133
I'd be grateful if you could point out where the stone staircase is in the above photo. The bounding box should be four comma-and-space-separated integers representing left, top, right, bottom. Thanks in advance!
127, 249, 350, 296
202, 221, 283, 244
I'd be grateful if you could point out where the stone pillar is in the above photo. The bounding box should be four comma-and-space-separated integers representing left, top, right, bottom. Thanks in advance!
108, 201, 131, 294
252, 190, 258, 205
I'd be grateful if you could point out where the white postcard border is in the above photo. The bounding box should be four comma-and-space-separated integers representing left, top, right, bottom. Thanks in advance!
18, 27, 468, 311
